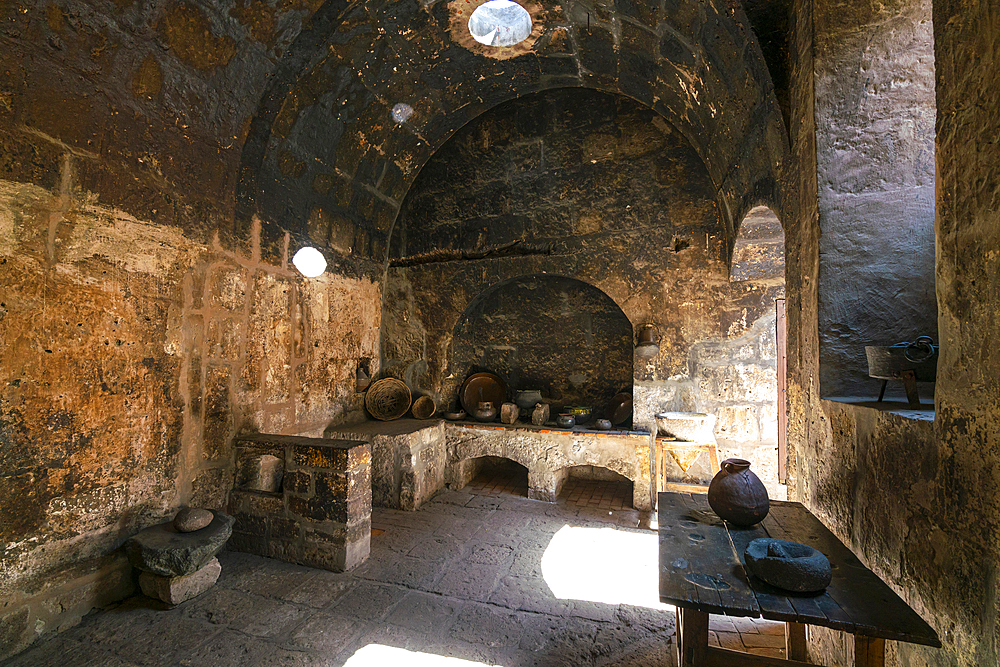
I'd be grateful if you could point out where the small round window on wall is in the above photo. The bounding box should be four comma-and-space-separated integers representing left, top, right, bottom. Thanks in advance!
468, 0, 532, 47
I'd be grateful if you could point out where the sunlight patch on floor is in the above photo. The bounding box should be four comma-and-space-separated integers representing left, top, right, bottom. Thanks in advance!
343, 644, 502, 666
541, 524, 674, 610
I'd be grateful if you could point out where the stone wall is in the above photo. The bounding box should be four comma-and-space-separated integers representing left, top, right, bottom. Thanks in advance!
450, 274, 633, 416
0, 2, 388, 656
384, 88, 786, 490
634, 310, 783, 494
815, 0, 937, 398
788, 0, 1000, 664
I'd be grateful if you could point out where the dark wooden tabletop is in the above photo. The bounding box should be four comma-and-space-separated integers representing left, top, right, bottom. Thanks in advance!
658, 492, 941, 647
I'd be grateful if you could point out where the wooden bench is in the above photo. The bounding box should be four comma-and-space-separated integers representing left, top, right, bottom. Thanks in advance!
658, 492, 940, 666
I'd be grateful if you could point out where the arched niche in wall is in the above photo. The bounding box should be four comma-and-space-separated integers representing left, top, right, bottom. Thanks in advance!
730, 206, 785, 283
448, 274, 633, 415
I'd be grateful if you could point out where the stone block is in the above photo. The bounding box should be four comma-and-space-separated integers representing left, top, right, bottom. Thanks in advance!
289, 493, 370, 524
246, 490, 284, 515
716, 405, 760, 443
697, 365, 777, 403
315, 470, 348, 498
759, 403, 779, 443
347, 464, 371, 500
270, 517, 300, 542
283, 470, 311, 494
292, 441, 369, 470
232, 511, 268, 536
228, 531, 267, 555
138, 558, 222, 606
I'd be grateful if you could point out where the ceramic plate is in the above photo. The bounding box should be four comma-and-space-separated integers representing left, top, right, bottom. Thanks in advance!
610, 392, 633, 426
459, 372, 508, 415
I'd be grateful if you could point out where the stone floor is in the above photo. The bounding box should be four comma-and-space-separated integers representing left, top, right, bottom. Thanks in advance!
2, 475, 786, 667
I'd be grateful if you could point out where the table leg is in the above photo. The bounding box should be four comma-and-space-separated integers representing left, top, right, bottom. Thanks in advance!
785, 622, 807, 661
854, 635, 885, 667
675, 607, 709, 667
902, 370, 920, 407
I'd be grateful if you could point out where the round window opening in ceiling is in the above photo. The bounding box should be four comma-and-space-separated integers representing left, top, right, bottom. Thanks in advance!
468, 0, 532, 47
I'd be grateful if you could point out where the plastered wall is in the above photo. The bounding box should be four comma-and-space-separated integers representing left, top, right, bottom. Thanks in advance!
0, 178, 381, 657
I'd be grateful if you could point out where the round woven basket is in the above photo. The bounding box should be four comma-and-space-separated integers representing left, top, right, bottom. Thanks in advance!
411, 395, 436, 420
365, 378, 411, 421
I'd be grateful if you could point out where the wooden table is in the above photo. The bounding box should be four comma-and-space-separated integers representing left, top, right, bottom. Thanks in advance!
658, 492, 940, 666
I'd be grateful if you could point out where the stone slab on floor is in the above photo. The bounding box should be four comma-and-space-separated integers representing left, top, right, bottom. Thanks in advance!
138, 558, 222, 606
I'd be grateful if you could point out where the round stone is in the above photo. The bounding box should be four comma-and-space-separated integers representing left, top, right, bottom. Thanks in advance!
174, 507, 214, 532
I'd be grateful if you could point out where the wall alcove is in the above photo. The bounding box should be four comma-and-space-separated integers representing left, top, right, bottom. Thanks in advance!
449, 274, 633, 418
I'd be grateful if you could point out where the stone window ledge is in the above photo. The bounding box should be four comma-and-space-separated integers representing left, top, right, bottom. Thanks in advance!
821, 397, 934, 422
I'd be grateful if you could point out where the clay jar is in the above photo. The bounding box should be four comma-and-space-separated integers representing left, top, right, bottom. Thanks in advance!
514, 390, 543, 410
708, 458, 769, 526
472, 401, 498, 423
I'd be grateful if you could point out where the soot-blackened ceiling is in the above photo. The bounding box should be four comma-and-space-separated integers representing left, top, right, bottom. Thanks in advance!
238, 0, 790, 265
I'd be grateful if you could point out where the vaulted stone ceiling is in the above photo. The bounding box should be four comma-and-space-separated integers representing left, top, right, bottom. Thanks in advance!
237, 0, 791, 264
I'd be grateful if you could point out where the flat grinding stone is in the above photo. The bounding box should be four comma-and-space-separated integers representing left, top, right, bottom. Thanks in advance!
125, 510, 234, 577
745, 538, 832, 593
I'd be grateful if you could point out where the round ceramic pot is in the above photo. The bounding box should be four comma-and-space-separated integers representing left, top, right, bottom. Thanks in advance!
708, 458, 769, 526
515, 389, 543, 410
472, 401, 498, 423
557, 413, 576, 428
595, 418, 612, 430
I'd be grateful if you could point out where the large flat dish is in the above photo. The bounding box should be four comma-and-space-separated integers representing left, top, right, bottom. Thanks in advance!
459, 372, 507, 415
610, 392, 633, 426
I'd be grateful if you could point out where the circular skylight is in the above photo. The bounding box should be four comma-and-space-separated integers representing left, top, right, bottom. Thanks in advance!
292, 246, 327, 278
468, 0, 532, 47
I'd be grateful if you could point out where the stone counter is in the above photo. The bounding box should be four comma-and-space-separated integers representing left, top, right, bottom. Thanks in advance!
445, 422, 654, 510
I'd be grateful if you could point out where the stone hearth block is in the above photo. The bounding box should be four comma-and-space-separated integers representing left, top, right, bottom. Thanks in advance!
125, 510, 234, 577
230, 434, 373, 572
325, 420, 446, 511
138, 558, 222, 606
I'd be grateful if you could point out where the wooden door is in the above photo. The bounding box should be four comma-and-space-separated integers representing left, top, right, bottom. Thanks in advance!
776, 298, 788, 483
